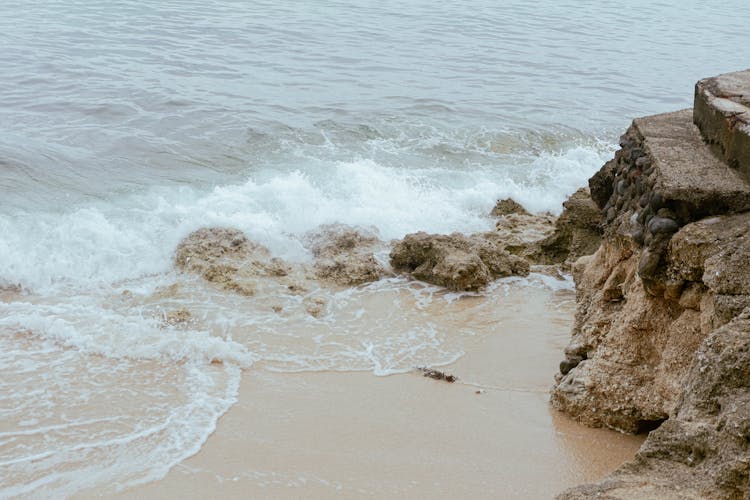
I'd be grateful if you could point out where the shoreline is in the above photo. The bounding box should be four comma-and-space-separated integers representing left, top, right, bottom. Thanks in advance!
111, 284, 643, 499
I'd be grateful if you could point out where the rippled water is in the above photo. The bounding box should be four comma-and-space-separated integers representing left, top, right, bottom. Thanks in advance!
2, 0, 748, 208
1, 0, 748, 496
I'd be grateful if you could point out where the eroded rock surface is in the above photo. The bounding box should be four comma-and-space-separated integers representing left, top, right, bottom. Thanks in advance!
553, 74, 750, 499
530, 187, 602, 267
559, 309, 750, 499
305, 224, 385, 286
174, 227, 293, 295
390, 231, 529, 291
489, 197, 530, 217
493, 212, 556, 255
552, 111, 750, 433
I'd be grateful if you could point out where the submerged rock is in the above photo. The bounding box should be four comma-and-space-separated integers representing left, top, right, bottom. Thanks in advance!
303, 296, 327, 318
389, 231, 529, 291
0, 282, 23, 301
160, 308, 194, 329
305, 224, 385, 286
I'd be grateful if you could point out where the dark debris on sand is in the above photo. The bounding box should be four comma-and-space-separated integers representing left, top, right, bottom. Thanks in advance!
416, 367, 458, 383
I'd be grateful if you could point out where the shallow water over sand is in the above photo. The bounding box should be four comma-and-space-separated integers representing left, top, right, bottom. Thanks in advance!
1, 270, 647, 497
110, 285, 645, 499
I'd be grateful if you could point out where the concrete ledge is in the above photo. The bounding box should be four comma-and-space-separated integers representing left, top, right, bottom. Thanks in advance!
693, 69, 750, 180
635, 109, 750, 214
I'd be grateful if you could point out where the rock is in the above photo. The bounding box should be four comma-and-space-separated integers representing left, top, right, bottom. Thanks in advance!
559, 354, 585, 375
389, 231, 529, 291
305, 224, 385, 286
174, 227, 292, 295
668, 213, 750, 291
530, 188, 602, 267
492, 212, 556, 255
553, 72, 750, 499
0, 283, 22, 301
637, 247, 661, 277
553, 212, 750, 435
174, 227, 249, 272
307, 223, 380, 256
558, 309, 750, 499
703, 238, 750, 296
160, 308, 194, 328
489, 198, 530, 217
303, 296, 327, 318
693, 69, 750, 179
647, 216, 679, 234
589, 159, 616, 209
551, 239, 695, 433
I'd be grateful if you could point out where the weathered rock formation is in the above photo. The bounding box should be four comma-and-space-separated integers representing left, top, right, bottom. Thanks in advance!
489, 197, 530, 217
560, 309, 750, 499
389, 231, 530, 291
174, 227, 292, 296
305, 224, 386, 286
492, 209, 557, 256
390, 192, 601, 292
175, 224, 389, 294
529, 187, 602, 268
489, 190, 602, 269
554, 70, 750, 498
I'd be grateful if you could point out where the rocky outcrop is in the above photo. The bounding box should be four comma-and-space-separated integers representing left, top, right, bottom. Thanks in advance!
490, 192, 602, 268
174, 227, 291, 295
529, 187, 602, 268
553, 104, 750, 433
489, 197, 530, 217
559, 309, 750, 499
305, 224, 386, 286
175, 225, 389, 293
389, 192, 601, 292
390, 232, 530, 291
554, 70, 750, 499
493, 211, 556, 255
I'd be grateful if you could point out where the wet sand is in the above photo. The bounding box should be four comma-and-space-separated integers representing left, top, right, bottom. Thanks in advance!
110, 284, 643, 499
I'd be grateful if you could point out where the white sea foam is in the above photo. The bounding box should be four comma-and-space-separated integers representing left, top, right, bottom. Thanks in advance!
0, 334, 241, 498
0, 300, 253, 367
0, 144, 610, 291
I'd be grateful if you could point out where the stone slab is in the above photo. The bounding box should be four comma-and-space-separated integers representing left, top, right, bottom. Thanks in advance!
633, 109, 750, 214
693, 69, 750, 180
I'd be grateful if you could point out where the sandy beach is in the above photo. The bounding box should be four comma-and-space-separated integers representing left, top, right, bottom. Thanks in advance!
110, 284, 643, 499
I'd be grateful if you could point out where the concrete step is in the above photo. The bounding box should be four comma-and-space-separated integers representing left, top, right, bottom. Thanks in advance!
693, 69, 750, 180
634, 109, 750, 215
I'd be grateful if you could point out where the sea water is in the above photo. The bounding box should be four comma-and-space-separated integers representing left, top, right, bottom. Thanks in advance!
1, 0, 748, 496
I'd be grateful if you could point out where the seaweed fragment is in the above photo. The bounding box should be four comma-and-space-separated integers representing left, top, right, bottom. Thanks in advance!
416, 367, 458, 383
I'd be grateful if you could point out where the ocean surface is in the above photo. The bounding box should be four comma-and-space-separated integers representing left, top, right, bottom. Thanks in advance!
1, 1, 748, 496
